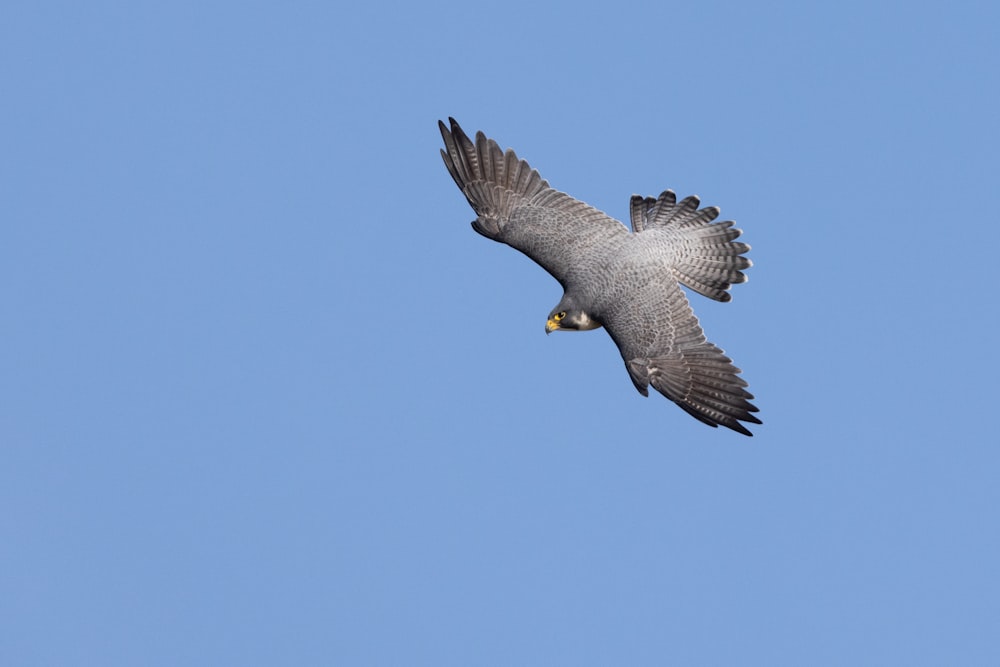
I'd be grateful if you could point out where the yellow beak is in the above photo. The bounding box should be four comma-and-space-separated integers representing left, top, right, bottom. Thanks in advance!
545, 318, 560, 334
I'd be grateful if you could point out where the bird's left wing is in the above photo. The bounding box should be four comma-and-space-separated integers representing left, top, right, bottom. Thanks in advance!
602, 278, 761, 436
439, 118, 627, 286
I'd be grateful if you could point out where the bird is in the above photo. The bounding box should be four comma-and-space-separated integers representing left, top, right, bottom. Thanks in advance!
439, 118, 761, 436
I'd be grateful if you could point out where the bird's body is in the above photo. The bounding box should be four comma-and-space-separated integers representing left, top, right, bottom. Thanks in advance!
439, 119, 760, 435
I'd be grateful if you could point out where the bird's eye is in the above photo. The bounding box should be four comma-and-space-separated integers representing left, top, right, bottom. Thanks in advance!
555, 312, 565, 321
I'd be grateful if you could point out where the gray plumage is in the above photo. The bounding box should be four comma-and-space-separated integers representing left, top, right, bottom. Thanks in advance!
439, 118, 760, 436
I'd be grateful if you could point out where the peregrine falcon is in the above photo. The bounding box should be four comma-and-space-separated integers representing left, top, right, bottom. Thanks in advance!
439, 118, 760, 436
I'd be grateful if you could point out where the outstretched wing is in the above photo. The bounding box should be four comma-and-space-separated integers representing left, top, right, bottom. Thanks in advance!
602, 278, 760, 436
439, 118, 627, 285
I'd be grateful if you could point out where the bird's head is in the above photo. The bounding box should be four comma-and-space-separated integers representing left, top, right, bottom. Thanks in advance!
545, 299, 601, 334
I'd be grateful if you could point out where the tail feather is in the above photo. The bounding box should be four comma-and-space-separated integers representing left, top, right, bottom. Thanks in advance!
630, 189, 752, 302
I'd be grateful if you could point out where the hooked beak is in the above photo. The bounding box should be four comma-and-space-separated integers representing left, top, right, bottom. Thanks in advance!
545, 318, 560, 335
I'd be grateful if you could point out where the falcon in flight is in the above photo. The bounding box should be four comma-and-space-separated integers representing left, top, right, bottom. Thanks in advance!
439, 118, 760, 436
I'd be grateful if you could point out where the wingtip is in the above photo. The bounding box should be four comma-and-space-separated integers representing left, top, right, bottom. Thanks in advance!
439, 117, 465, 139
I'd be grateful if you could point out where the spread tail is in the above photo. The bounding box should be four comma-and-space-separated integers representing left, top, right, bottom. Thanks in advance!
630, 190, 752, 302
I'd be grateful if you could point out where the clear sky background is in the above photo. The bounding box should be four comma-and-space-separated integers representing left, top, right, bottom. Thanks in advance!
3, 1, 998, 665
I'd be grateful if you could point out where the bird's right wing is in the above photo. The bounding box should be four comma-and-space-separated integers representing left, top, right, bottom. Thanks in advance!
439, 118, 627, 285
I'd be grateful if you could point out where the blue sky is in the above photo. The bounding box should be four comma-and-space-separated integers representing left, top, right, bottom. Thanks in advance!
3, 1, 999, 664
